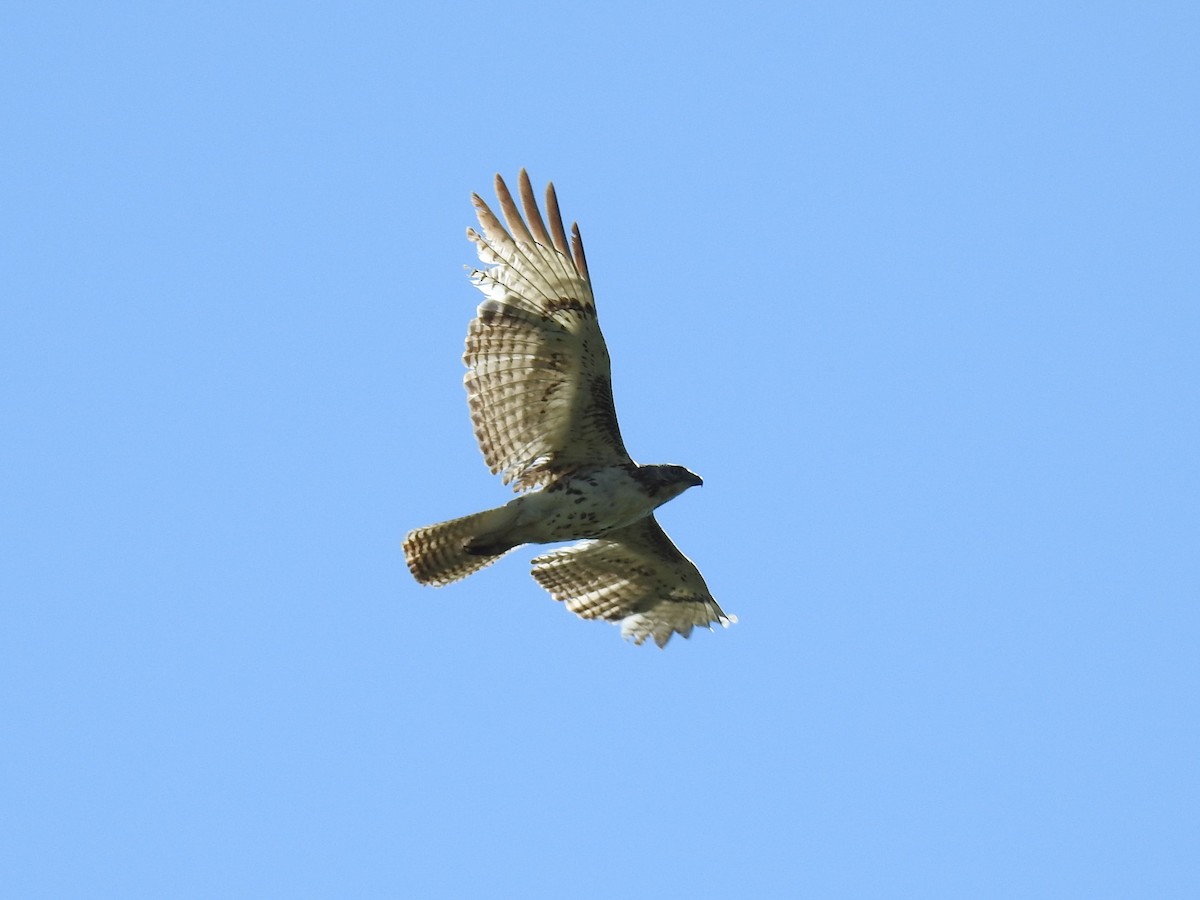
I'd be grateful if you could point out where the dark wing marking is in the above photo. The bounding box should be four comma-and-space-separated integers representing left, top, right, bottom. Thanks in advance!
530, 516, 735, 647
464, 170, 631, 491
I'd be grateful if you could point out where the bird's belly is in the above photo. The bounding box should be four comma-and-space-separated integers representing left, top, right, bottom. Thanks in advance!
511, 470, 652, 543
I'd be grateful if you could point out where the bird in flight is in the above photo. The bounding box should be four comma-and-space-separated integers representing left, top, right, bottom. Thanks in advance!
403, 171, 735, 647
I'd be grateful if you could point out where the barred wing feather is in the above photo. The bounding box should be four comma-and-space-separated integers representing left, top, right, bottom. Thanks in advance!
531, 517, 736, 648
464, 171, 631, 491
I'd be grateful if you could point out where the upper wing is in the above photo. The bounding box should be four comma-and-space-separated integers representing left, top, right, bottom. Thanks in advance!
464, 170, 632, 492
530, 516, 736, 647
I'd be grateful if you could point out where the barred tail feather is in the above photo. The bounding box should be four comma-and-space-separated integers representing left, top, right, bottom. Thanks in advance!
403, 507, 517, 586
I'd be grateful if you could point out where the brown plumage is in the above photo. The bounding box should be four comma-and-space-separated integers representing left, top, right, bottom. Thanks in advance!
403, 171, 735, 647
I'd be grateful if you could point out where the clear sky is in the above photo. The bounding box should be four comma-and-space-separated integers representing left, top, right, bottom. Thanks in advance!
3, 2, 1198, 897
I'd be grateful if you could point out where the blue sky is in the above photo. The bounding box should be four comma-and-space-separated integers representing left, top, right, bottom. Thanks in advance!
3, 1, 1198, 897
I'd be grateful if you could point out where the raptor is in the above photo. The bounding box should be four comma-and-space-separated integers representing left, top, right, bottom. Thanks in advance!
403, 171, 735, 647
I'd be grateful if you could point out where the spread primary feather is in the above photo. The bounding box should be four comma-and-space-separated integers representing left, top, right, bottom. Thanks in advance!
402, 171, 735, 647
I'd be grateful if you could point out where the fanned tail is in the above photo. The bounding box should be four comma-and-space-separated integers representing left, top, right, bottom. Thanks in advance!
403, 506, 517, 586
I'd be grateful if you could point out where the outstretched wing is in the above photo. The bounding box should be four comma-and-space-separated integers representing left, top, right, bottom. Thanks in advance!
530, 516, 736, 648
464, 170, 632, 492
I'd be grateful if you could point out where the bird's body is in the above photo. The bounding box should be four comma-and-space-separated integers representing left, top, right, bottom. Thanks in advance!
493, 463, 700, 546
406, 462, 699, 580
403, 171, 734, 647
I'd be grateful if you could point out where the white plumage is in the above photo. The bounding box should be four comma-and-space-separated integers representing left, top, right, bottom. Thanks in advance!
403, 171, 735, 647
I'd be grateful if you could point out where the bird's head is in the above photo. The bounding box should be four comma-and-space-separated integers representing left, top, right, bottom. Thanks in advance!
637, 464, 703, 504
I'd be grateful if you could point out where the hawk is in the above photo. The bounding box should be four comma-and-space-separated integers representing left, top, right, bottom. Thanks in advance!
403, 171, 735, 647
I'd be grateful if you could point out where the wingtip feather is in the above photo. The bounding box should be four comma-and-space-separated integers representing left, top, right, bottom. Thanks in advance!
493, 172, 535, 245
544, 182, 571, 259
570, 222, 589, 281
518, 169, 553, 246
